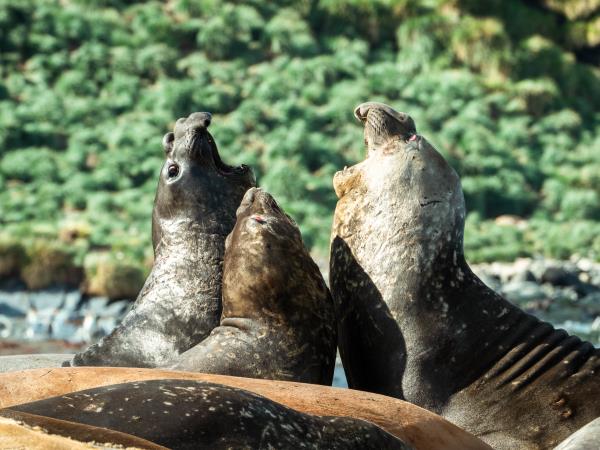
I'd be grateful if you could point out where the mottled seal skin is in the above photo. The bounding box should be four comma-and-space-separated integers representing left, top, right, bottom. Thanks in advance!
6, 379, 413, 450
169, 187, 337, 385
330, 102, 600, 450
0, 368, 492, 450
69, 112, 255, 367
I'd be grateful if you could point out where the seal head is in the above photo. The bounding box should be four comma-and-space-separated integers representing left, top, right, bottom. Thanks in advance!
153, 112, 255, 247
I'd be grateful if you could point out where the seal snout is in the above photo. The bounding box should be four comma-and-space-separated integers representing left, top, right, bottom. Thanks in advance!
354, 102, 417, 148
173, 111, 212, 140
236, 188, 283, 220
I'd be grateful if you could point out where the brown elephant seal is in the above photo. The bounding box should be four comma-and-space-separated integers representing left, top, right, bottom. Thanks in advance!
168, 187, 337, 385
0, 367, 492, 450
6, 379, 413, 450
330, 101, 600, 450
0, 411, 166, 449
67, 112, 255, 368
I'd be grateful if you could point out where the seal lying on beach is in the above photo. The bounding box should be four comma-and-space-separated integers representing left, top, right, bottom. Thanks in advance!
0, 367, 492, 450
330, 102, 600, 450
168, 188, 336, 385
5, 379, 413, 450
68, 112, 255, 367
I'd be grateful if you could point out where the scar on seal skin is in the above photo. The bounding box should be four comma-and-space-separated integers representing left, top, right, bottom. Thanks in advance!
169, 188, 337, 385
67, 112, 255, 368
5, 379, 413, 449
330, 101, 600, 450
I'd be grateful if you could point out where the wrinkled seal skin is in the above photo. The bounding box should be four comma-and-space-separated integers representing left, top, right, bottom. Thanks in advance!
68, 112, 255, 368
6, 379, 413, 450
330, 102, 600, 450
169, 188, 337, 385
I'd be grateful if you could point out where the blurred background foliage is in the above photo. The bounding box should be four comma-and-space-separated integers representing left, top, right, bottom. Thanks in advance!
0, 0, 599, 293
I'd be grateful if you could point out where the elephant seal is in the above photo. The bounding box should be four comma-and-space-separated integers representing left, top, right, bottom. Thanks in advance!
0, 367, 492, 450
168, 187, 336, 385
6, 379, 413, 450
0, 411, 166, 449
330, 102, 600, 450
68, 112, 255, 367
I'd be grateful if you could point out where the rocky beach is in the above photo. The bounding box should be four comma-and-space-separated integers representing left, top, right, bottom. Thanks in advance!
1, 256, 598, 389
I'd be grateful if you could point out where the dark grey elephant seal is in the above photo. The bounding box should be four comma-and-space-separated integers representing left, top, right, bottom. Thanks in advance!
68, 112, 255, 367
330, 102, 600, 450
6, 379, 413, 450
169, 188, 337, 385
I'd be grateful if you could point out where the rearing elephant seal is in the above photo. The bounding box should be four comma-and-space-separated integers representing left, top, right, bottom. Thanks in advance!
330, 102, 600, 450
169, 187, 337, 385
68, 112, 255, 367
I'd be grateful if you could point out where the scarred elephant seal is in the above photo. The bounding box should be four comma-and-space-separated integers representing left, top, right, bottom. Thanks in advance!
169, 188, 337, 385
68, 112, 255, 367
0, 367, 492, 450
5, 379, 413, 450
330, 102, 600, 450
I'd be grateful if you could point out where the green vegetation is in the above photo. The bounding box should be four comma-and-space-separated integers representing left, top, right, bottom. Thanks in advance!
1, 0, 599, 291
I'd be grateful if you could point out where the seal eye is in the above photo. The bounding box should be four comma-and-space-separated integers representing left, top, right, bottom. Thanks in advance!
167, 163, 179, 178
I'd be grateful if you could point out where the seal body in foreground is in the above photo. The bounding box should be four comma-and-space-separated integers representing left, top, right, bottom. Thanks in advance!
6, 379, 413, 450
69, 112, 255, 367
330, 102, 600, 450
169, 188, 336, 385
0, 367, 492, 450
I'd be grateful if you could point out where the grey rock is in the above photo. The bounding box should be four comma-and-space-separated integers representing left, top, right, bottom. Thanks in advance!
25, 308, 55, 340
83, 296, 109, 314
513, 270, 536, 283
96, 316, 118, 337
28, 290, 64, 311
62, 290, 82, 311
50, 310, 80, 341
0, 315, 13, 339
0, 291, 29, 315
501, 281, 546, 302
0, 303, 25, 318
541, 266, 580, 287
102, 300, 130, 317
477, 273, 502, 292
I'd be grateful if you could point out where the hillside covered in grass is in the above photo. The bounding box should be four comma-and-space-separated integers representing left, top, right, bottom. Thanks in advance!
1, 0, 599, 296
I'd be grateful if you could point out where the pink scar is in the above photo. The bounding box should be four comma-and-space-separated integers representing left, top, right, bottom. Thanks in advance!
251, 215, 266, 224
408, 134, 417, 142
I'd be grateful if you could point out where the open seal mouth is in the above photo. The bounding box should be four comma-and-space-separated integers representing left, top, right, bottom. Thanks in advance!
198, 131, 251, 178
165, 111, 252, 179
